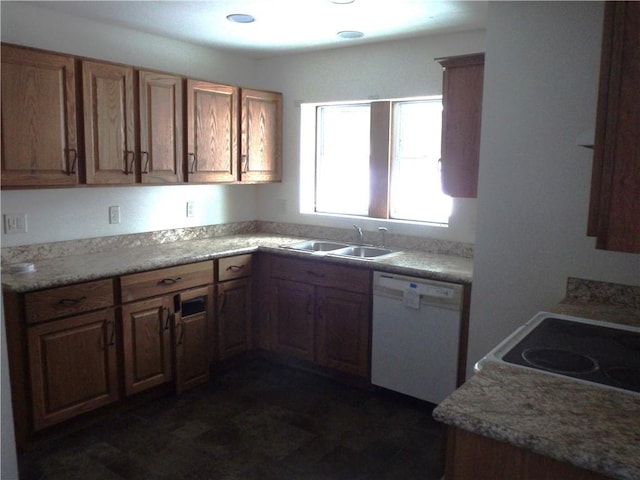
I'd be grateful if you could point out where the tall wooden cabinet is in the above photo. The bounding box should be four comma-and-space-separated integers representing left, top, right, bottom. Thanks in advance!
186, 79, 238, 183
240, 88, 283, 183
1, 45, 79, 187
588, 1, 640, 253
436, 53, 485, 198
82, 60, 137, 184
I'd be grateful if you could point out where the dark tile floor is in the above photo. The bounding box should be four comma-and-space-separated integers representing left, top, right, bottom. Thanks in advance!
19, 360, 445, 480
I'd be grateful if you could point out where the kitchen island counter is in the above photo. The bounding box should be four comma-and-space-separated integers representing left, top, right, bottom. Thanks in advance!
434, 299, 640, 480
1, 233, 473, 293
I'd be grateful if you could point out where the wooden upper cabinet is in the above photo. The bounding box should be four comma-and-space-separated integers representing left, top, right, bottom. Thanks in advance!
588, 1, 640, 253
240, 88, 283, 183
436, 53, 484, 198
1, 45, 79, 187
186, 79, 238, 183
82, 60, 136, 184
139, 71, 183, 184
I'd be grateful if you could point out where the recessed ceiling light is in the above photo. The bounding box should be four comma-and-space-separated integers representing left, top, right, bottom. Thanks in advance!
331, 0, 355, 4
227, 13, 255, 24
338, 30, 364, 39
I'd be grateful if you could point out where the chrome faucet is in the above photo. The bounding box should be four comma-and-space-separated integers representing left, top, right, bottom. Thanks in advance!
353, 224, 363, 244
378, 227, 388, 247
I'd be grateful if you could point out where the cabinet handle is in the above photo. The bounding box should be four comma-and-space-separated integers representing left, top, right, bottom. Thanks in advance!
65, 148, 78, 175
306, 270, 325, 278
106, 320, 116, 347
159, 277, 182, 285
226, 264, 245, 272
188, 153, 197, 173
241, 154, 248, 173
219, 291, 227, 315
163, 307, 171, 331
306, 294, 313, 315
141, 151, 149, 174
176, 321, 185, 346
124, 150, 135, 174
57, 296, 87, 306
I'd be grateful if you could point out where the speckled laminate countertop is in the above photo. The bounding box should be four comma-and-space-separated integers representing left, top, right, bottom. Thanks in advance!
1, 233, 474, 293
433, 302, 640, 480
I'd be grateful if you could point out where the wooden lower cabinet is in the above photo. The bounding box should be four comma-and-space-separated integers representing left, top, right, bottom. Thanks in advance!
121, 295, 174, 396
175, 286, 214, 393
445, 427, 611, 480
267, 256, 371, 377
217, 278, 252, 360
27, 309, 119, 430
272, 278, 316, 362
316, 287, 370, 377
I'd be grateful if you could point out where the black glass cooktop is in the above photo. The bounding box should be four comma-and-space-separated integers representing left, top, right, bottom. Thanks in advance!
502, 317, 640, 394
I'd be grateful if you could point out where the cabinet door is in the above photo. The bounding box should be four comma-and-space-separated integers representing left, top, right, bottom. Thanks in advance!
175, 286, 213, 393
437, 53, 484, 198
27, 309, 118, 430
1, 45, 79, 187
186, 79, 238, 183
83, 60, 136, 184
139, 70, 183, 184
121, 296, 173, 395
588, 2, 640, 253
272, 278, 315, 362
316, 287, 370, 377
217, 278, 252, 360
240, 88, 282, 183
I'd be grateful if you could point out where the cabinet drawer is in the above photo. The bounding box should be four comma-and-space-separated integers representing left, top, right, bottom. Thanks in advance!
25, 279, 115, 324
120, 261, 214, 302
217, 254, 253, 282
269, 256, 371, 294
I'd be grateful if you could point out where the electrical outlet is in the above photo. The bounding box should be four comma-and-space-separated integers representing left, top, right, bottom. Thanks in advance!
186, 201, 195, 218
3, 213, 27, 234
109, 206, 121, 225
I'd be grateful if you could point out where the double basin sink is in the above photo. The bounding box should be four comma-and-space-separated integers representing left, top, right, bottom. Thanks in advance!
281, 240, 398, 259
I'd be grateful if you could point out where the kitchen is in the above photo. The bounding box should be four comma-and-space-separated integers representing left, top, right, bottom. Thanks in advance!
2, 1, 639, 479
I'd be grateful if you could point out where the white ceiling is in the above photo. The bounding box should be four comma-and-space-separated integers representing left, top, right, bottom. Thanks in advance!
25, 0, 488, 58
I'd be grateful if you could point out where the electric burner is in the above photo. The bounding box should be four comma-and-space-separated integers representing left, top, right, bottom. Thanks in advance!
521, 348, 599, 375
477, 312, 640, 396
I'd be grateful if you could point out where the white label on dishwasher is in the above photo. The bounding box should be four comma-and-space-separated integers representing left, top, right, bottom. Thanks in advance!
403, 286, 420, 309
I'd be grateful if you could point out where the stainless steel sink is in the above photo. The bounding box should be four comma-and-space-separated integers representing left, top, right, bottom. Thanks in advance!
329, 245, 395, 258
282, 240, 350, 253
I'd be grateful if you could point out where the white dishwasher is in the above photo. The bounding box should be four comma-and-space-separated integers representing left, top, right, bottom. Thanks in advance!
371, 271, 463, 404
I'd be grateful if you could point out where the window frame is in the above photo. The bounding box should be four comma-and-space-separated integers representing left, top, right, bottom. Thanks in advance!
307, 95, 448, 226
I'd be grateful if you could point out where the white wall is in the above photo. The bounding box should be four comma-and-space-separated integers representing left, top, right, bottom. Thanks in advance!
0, 1, 260, 247
466, 1, 640, 376
255, 31, 486, 244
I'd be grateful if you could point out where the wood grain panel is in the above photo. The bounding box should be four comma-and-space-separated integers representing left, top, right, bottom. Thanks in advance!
437, 53, 484, 198
269, 255, 371, 293
1, 45, 79, 187
446, 427, 612, 480
240, 88, 282, 183
28, 309, 118, 430
121, 296, 173, 395
186, 79, 238, 183
139, 70, 183, 184
25, 279, 114, 324
120, 261, 213, 302
217, 254, 253, 282
217, 278, 252, 360
83, 60, 136, 184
